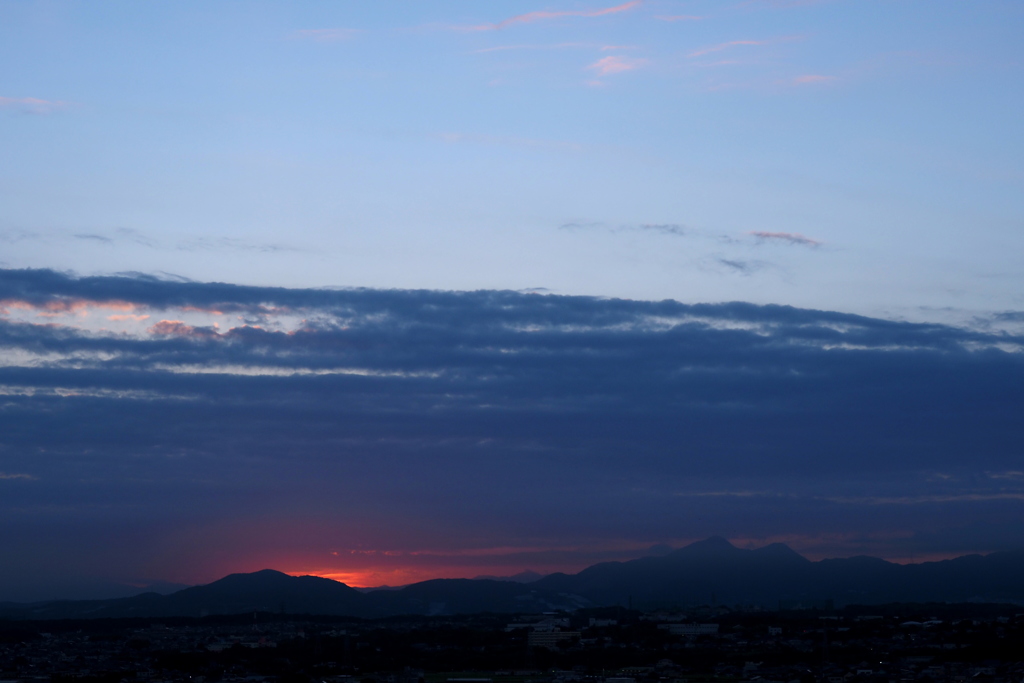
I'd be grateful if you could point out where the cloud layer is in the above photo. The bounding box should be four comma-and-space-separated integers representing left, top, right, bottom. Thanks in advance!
1, 269, 1023, 599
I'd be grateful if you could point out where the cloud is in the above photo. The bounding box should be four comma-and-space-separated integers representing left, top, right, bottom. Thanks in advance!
66, 229, 300, 254
750, 230, 821, 246
457, 0, 642, 31
1, 227, 298, 254
742, 0, 827, 8
0, 472, 36, 480
472, 42, 589, 53
987, 471, 1024, 480
74, 234, 115, 244
0, 96, 69, 115
174, 237, 301, 253
0, 296, 138, 317
638, 223, 686, 236
288, 28, 360, 42
717, 258, 769, 275
148, 319, 222, 339
688, 40, 766, 58
559, 222, 688, 236
1, 267, 1023, 593
587, 55, 648, 75
561, 220, 758, 248
789, 74, 837, 85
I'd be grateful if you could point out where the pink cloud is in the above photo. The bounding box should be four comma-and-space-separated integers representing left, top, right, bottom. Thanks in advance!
789, 74, 837, 85
688, 40, 765, 58
587, 55, 648, 76
288, 28, 359, 42
180, 305, 228, 315
107, 314, 151, 322
459, 0, 642, 31
750, 231, 821, 246
149, 320, 219, 338
0, 298, 138, 317
0, 96, 68, 115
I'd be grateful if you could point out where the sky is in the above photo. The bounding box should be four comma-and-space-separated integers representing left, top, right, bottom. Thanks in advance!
1, 1, 1023, 601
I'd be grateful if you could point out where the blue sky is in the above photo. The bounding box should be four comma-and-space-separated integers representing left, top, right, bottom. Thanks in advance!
3, 0, 1023, 320
1, 1, 1023, 600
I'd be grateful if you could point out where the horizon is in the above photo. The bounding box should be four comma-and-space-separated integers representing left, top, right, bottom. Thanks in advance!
12, 536, 1022, 603
2, 2, 1023, 604
287, 537, 1010, 590
2, 268, 1023, 602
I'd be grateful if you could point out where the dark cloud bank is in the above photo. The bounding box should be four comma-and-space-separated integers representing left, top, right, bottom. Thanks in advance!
1, 268, 1023, 600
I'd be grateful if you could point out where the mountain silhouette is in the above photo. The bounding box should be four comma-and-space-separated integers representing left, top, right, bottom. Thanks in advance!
4, 539, 1024, 620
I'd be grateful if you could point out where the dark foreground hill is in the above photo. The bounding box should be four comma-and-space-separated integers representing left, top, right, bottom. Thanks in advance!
0, 570, 584, 620
3, 538, 1024, 620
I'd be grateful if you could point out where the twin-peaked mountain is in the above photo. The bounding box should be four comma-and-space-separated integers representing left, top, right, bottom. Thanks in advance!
4, 537, 1024, 620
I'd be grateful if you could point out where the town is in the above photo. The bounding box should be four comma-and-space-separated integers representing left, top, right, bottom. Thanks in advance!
2, 604, 1021, 683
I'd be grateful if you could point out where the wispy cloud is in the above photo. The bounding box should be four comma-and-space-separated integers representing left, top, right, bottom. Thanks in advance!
742, 0, 827, 8
471, 42, 589, 53
787, 74, 837, 85
560, 221, 747, 245
717, 258, 770, 275
587, 55, 648, 76
987, 471, 1024, 480
60, 228, 301, 254
823, 492, 1024, 505
750, 231, 821, 246
688, 40, 766, 58
74, 233, 115, 244
638, 223, 686, 236
175, 237, 300, 254
673, 489, 1024, 506
0, 472, 37, 481
288, 28, 360, 42
0, 96, 69, 115
456, 0, 642, 31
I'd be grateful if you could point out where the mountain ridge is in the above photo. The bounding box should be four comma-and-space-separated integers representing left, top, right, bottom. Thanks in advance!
4, 539, 1024, 620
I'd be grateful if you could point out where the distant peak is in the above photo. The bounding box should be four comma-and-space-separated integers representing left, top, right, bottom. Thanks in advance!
698, 535, 736, 548
210, 569, 291, 584
471, 570, 545, 584
674, 536, 738, 554
751, 542, 810, 562
646, 544, 673, 557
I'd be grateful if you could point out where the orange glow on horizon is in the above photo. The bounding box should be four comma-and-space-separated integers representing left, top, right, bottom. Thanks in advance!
177, 534, 994, 590
285, 565, 563, 588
